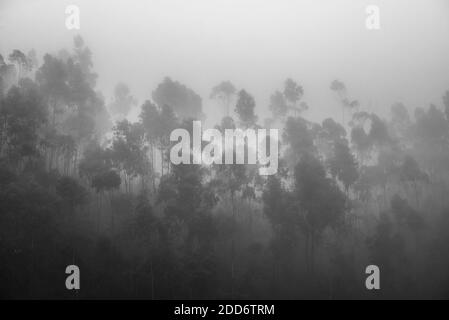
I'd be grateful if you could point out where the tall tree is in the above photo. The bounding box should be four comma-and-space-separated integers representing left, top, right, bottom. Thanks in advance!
210, 81, 236, 117
294, 154, 346, 272
108, 82, 137, 118
399, 155, 428, 207
327, 139, 359, 193
330, 79, 359, 126
283, 78, 306, 116
110, 120, 148, 193
36, 54, 70, 127
443, 91, 449, 121
152, 77, 202, 120
235, 89, 257, 128
0, 78, 47, 162
8, 50, 32, 81
269, 91, 288, 120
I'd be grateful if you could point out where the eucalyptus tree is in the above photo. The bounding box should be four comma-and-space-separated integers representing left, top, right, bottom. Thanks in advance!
235, 89, 257, 129
152, 77, 203, 120
8, 49, 32, 81
108, 82, 137, 119
284, 78, 307, 116
330, 79, 359, 126
294, 154, 347, 273
210, 81, 236, 117
0, 78, 47, 164
110, 120, 148, 193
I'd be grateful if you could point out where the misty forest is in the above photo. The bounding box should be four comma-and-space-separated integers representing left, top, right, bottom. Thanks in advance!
1, 36, 449, 299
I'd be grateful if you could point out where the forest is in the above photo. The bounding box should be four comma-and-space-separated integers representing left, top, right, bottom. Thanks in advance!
1, 35, 449, 299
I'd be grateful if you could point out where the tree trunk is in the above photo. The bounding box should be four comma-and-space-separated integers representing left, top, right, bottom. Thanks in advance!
231, 191, 236, 299
310, 230, 315, 276
413, 181, 420, 208
150, 259, 155, 300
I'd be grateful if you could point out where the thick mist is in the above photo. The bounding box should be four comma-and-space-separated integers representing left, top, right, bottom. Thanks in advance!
1, 0, 448, 126
2, 0, 449, 300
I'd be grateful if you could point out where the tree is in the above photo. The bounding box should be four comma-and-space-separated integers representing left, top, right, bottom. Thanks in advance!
56, 176, 88, 212
330, 79, 359, 125
390, 103, 410, 147
269, 79, 307, 121
0, 54, 17, 98
390, 194, 425, 232
235, 89, 257, 128
0, 54, 5, 99
140, 101, 178, 178
158, 104, 178, 176
63, 36, 103, 149
444, 91, 449, 121
321, 118, 346, 141
399, 155, 428, 207
283, 78, 306, 116
269, 91, 288, 120
79, 142, 115, 185
91, 170, 121, 193
108, 82, 137, 118
27, 50, 38, 71
350, 112, 393, 164
139, 100, 161, 187
294, 154, 346, 272
123, 191, 161, 298
36, 54, 70, 126
72, 35, 97, 87
157, 162, 219, 298
262, 175, 297, 293
367, 212, 407, 296
210, 81, 236, 117
0, 78, 47, 162
8, 49, 32, 80
0, 179, 61, 297
391, 102, 410, 125
317, 118, 347, 160
369, 114, 393, 147
412, 104, 449, 145
110, 120, 148, 193
152, 77, 202, 120
327, 139, 359, 193
410, 104, 449, 178
283, 116, 316, 166
350, 126, 371, 164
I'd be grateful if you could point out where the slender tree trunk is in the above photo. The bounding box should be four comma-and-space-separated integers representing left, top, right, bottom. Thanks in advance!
96, 192, 101, 234
160, 146, 164, 176
413, 181, 420, 208
310, 230, 315, 276
151, 143, 156, 191
110, 191, 114, 236
305, 231, 309, 273
231, 191, 236, 299
150, 259, 155, 300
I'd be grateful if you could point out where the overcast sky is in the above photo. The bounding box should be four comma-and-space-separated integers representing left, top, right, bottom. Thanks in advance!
1, 0, 448, 126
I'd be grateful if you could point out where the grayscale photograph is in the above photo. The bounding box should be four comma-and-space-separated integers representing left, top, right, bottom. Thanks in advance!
0, 0, 449, 303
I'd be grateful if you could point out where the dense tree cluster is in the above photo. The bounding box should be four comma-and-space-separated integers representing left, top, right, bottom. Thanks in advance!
1, 37, 449, 299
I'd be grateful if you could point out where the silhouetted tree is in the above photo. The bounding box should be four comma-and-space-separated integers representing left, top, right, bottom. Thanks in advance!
152, 77, 202, 120
109, 82, 137, 118
294, 154, 346, 273
210, 81, 236, 117
235, 89, 257, 128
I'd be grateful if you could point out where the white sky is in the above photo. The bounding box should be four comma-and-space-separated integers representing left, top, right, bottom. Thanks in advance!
1, 0, 449, 126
